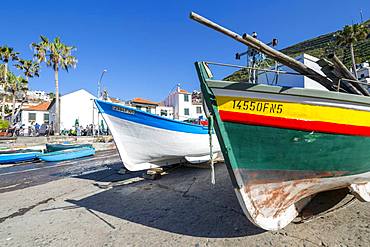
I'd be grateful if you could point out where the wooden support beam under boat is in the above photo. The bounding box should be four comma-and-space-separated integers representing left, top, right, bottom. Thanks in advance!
189, 12, 361, 94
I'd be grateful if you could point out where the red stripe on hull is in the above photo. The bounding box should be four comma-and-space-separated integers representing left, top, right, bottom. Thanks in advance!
219, 110, 370, 137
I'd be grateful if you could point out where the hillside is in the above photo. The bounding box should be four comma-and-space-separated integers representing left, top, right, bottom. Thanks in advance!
225, 19, 370, 81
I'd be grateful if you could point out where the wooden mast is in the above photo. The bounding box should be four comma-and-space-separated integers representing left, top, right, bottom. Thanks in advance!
189, 12, 362, 94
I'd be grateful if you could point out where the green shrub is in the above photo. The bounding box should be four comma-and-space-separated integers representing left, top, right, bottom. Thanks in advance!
0, 120, 10, 130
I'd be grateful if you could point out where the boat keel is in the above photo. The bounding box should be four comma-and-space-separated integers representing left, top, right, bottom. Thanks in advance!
233, 171, 370, 231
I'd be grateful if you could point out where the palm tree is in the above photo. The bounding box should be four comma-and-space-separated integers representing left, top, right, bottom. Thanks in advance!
15, 59, 40, 82
13, 60, 39, 124
32, 36, 77, 134
0, 46, 19, 120
336, 24, 369, 78
6, 72, 27, 124
0, 64, 6, 117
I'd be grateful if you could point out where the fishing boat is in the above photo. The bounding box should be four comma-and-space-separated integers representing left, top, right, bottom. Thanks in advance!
37, 147, 95, 162
46, 143, 93, 153
95, 99, 221, 171
0, 146, 44, 154
0, 151, 40, 164
191, 12, 370, 231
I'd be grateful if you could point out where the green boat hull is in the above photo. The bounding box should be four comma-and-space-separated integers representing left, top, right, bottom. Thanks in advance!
195, 61, 370, 230
225, 122, 370, 176
46, 143, 93, 153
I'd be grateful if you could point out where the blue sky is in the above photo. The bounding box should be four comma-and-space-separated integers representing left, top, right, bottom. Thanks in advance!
1, 0, 368, 101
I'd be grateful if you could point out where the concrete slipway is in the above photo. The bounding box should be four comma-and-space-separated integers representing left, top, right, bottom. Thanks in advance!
0, 150, 370, 246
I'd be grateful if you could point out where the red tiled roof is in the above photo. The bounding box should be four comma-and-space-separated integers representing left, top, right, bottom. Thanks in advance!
109, 97, 123, 104
24, 101, 51, 111
179, 89, 189, 94
131, 97, 158, 106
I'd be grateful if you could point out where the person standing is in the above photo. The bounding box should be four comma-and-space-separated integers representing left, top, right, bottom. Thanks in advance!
35, 122, 40, 136
30, 121, 36, 136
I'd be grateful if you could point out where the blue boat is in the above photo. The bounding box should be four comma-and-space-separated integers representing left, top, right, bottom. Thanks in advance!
46, 143, 93, 153
95, 99, 221, 171
37, 147, 95, 162
0, 151, 40, 164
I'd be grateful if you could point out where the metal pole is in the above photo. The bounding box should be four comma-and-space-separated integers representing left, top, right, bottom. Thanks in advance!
97, 69, 107, 99
97, 109, 100, 137
92, 99, 95, 137
96, 69, 107, 136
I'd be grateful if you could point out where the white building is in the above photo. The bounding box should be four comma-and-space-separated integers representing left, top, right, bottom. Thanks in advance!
163, 85, 205, 121
107, 86, 205, 121
1, 91, 38, 114
155, 104, 174, 118
126, 97, 158, 114
19, 101, 51, 128
258, 55, 370, 91
357, 62, 370, 84
27, 90, 51, 102
49, 89, 99, 131
258, 53, 329, 90
125, 97, 174, 118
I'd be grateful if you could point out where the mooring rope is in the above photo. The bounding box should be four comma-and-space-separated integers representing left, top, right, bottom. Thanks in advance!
208, 112, 215, 185
203, 98, 216, 185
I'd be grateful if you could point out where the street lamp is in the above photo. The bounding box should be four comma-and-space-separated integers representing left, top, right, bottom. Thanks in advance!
97, 69, 107, 99
90, 98, 95, 137
96, 69, 107, 137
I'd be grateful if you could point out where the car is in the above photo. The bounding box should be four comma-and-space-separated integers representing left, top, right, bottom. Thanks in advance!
38, 123, 49, 136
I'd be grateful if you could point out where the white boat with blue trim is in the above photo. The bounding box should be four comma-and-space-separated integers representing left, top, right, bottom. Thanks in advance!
95, 100, 221, 171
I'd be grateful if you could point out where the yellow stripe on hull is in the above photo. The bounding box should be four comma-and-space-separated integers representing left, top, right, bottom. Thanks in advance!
216, 96, 370, 128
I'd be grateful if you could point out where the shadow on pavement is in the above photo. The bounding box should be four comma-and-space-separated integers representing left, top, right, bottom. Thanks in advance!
70, 162, 142, 182
67, 164, 265, 238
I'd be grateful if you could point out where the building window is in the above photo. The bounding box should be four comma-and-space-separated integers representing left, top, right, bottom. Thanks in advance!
146, 107, 151, 113
184, 108, 189, 116
160, 109, 168, 116
28, 113, 36, 122
196, 106, 202, 114
136, 106, 141, 111
43, 113, 49, 123
184, 94, 189, 102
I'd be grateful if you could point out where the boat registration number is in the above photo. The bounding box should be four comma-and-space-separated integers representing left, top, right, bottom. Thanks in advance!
231, 100, 283, 114
112, 106, 135, 114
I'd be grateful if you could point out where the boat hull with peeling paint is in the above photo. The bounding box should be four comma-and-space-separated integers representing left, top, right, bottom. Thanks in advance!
195, 61, 370, 231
